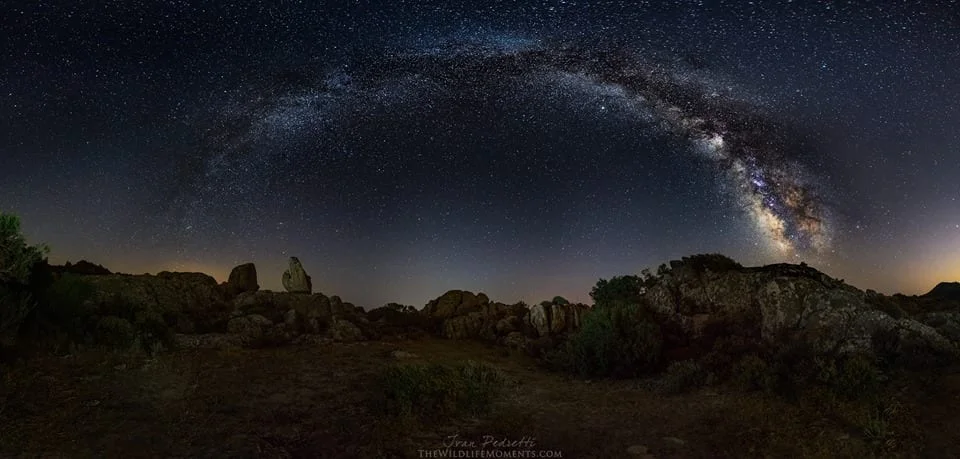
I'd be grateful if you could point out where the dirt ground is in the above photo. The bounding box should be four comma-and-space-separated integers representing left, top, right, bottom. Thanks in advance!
2, 338, 960, 458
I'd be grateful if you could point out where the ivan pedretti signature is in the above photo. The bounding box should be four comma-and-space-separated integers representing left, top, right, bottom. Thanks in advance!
442, 434, 538, 449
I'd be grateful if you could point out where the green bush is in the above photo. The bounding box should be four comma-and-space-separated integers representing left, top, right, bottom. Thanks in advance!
0, 213, 49, 285
0, 286, 35, 346
95, 316, 137, 349
375, 361, 506, 420
589, 276, 644, 308
367, 306, 430, 335
871, 326, 956, 372
37, 274, 97, 340
660, 360, 709, 394
93, 294, 174, 353
831, 353, 883, 400
680, 254, 742, 273
546, 303, 662, 378
732, 354, 777, 392
860, 396, 901, 449
766, 340, 884, 401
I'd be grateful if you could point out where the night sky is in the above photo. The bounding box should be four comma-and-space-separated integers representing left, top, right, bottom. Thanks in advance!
2, 1, 959, 308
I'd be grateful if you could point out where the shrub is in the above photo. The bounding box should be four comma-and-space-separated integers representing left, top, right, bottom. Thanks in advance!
680, 254, 742, 273
93, 294, 174, 353
36, 274, 97, 340
831, 353, 883, 400
375, 361, 506, 420
0, 286, 34, 346
95, 316, 137, 349
860, 396, 901, 450
367, 305, 430, 336
590, 276, 644, 308
0, 213, 49, 285
873, 326, 957, 372
660, 360, 709, 394
546, 303, 662, 378
732, 354, 777, 392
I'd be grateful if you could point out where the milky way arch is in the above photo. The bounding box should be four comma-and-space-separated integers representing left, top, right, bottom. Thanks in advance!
174, 36, 834, 257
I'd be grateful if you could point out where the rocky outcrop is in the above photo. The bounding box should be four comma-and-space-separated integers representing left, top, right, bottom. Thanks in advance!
281, 257, 312, 293
635, 258, 960, 363
226, 263, 259, 297
79, 268, 371, 348
81, 272, 232, 334
50, 260, 112, 276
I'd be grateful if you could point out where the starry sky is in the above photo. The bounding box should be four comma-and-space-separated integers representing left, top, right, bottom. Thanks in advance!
2, 1, 959, 308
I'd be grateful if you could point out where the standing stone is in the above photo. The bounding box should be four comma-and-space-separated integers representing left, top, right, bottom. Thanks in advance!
529, 303, 551, 337
226, 263, 260, 297
282, 257, 312, 293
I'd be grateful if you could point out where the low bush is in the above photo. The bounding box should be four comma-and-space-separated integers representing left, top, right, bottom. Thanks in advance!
89, 294, 174, 353
0, 286, 34, 346
731, 354, 777, 392
680, 253, 743, 273
872, 326, 957, 373
375, 361, 506, 420
545, 303, 662, 379
659, 360, 709, 394
35, 274, 97, 341
95, 316, 137, 349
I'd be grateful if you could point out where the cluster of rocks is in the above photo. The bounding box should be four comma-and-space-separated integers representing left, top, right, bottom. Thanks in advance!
417, 289, 589, 354
79, 257, 372, 350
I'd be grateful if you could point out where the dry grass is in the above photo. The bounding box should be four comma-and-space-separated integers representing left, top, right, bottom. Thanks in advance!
1, 338, 959, 458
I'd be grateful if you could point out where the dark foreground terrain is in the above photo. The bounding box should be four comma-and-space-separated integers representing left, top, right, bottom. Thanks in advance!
3, 337, 960, 458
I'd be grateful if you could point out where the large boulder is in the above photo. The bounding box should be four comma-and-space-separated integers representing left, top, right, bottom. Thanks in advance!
226, 263, 259, 297
422, 290, 464, 319
328, 319, 364, 342
527, 302, 588, 338
442, 312, 488, 340
282, 257, 312, 293
529, 303, 550, 337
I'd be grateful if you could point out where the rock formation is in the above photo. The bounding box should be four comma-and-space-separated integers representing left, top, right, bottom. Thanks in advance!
281, 257, 312, 293
634, 258, 960, 363
226, 263, 259, 297
420, 290, 587, 353
81, 271, 232, 334
50, 260, 112, 276
72, 254, 960, 362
